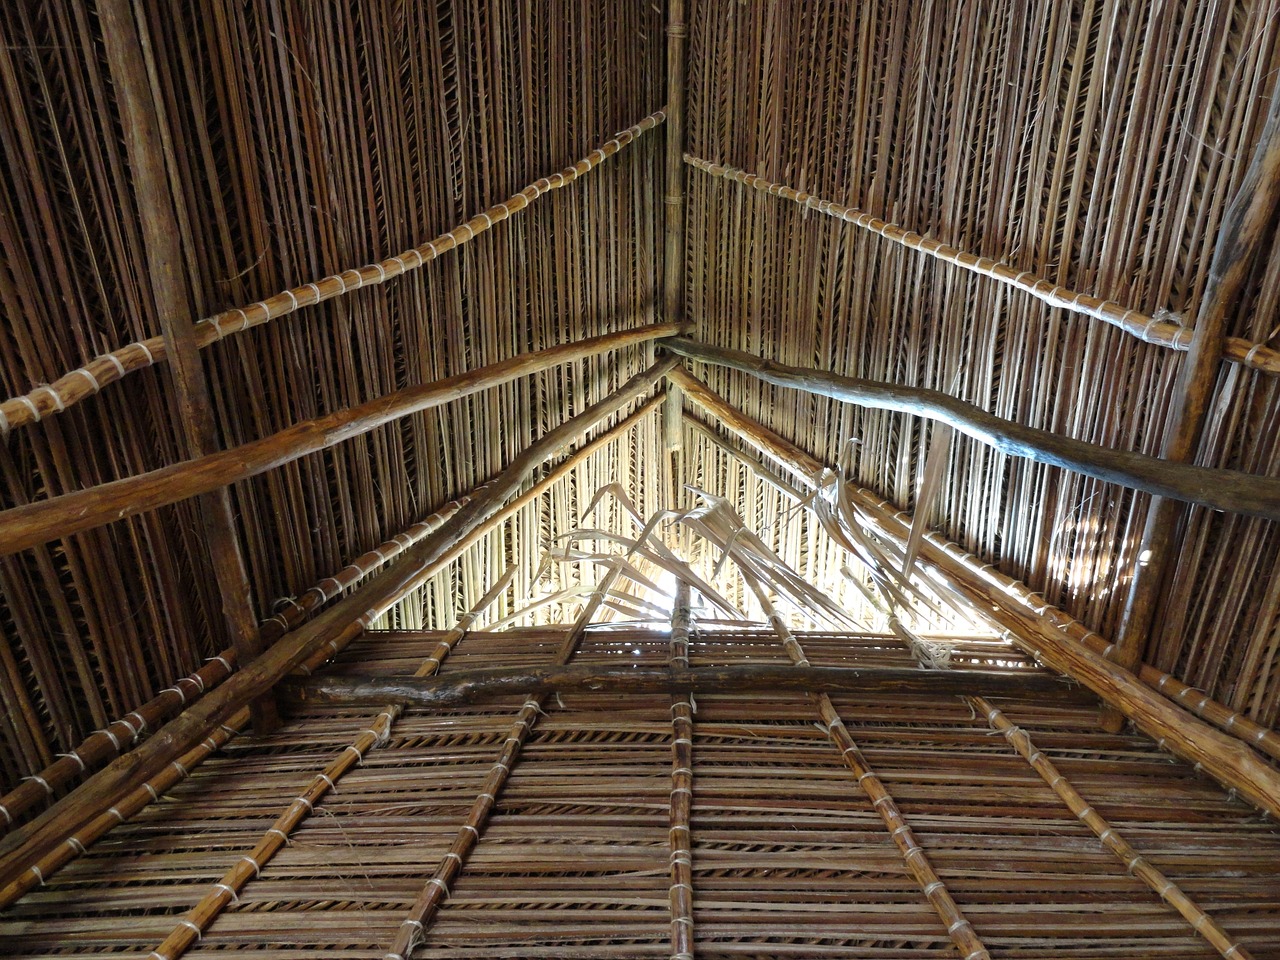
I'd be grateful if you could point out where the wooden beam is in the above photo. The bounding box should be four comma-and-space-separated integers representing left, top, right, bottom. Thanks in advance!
0, 323, 679, 556
670, 366, 1280, 819
99, 0, 276, 730
0, 359, 674, 897
1104, 94, 1280, 731
663, 0, 687, 330
665, 339, 1280, 519
667, 581, 695, 960
287, 662, 1079, 708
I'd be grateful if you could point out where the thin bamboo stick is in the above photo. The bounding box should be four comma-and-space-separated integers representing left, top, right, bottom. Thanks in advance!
665, 340, 1280, 519
972, 696, 1255, 960
672, 367, 1280, 818
667, 580, 695, 960
0, 110, 668, 435
0, 360, 673, 896
385, 564, 623, 960
145, 567, 518, 960
684, 155, 1280, 375
1106, 93, 1280, 729
0, 325, 678, 556
743, 573, 990, 960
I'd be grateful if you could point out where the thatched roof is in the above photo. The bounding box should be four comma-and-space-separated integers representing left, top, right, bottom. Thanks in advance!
1, 0, 1278, 956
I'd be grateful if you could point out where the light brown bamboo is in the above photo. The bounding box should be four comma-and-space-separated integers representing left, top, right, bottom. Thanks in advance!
667, 580, 695, 960
0, 709, 248, 908
743, 574, 990, 960
0, 110, 667, 435
99, 0, 275, 731
385, 564, 624, 960
663, 0, 687, 330
666, 339, 1280, 519
672, 367, 1280, 818
973, 696, 1255, 960
0, 323, 679, 556
146, 567, 518, 960
684, 155, 1280, 375
0, 360, 672, 896
1106, 93, 1280, 730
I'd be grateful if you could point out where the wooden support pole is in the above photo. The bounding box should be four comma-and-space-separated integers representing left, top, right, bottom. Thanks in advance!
0, 323, 679, 556
665, 339, 1280, 520
386, 565, 624, 960
289, 662, 1078, 708
1105, 95, 1280, 731
972, 697, 1255, 960
670, 366, 1280, 819
0, 359, 674, 897
663, 0, 687, 330
667, 581, 695, 960
147, 567, 519, 960
683, 155, 1280, 376
742, 573, 991, 960
98, 0, 276, 730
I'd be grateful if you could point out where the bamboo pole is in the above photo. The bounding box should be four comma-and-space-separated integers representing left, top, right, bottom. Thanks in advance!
146, 567, 518, 960
0, 323, 679, 556
0, 359, 673, 896
665, 339, 1280, 519
742, 572, 990, 960
0, 110, 667, 435
667, 580, 695, 960
671, 366, 1280, 818
684, 155, 1280, 376
98, 0, 275, 731
0, 709, 248, 908
663, 0, 687, 330
385, 564, 624, 960
1105, 95, 1280, 731
972, 696, 1255, 960
289, 662, 1076, 707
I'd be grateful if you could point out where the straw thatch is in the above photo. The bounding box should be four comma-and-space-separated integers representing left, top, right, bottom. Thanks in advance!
1, 0, 1279, 955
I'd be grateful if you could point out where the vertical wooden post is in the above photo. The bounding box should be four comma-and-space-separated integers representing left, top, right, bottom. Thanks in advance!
667, 580, 695, 960
664, 0, 687, 332
98, 0, 276, 730
1105, 93, 1280, 731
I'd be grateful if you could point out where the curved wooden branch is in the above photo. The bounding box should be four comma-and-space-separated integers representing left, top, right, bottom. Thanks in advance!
665, 338, 1280, 520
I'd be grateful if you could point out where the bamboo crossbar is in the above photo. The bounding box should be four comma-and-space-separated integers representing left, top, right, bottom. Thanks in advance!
0, 708, 248, 908
386, 565, 624, 960
0, 110, 667, 435
0, 361, 672, 895
745, 576, 991, 960
973, 697, 1255, 960
667, 581, 695, 960
666, 339, 1280, 520
290, 662, 1077, 707
146, 568, 519, 960
685, 155, 1280, 376
0, 323, 679, 556
671, 367, 1280, 819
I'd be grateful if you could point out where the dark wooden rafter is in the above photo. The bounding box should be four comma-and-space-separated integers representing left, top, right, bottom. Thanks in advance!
1105, 94, 1280, 731
667, 581, 695, 960
741, 570, 991, 960
0, 324, 680, 556
146, 566, 519, 960
972, 696, 1256, 960
664, 339, 1280, 520
98, 0, 275, 730
670, 366, 1280, 818
0, 359, 675, 900
385, 564, 624, 960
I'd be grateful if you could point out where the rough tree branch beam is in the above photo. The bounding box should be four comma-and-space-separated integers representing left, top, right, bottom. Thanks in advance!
669, 365, 1280, 819
664, 339, 1280, 520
